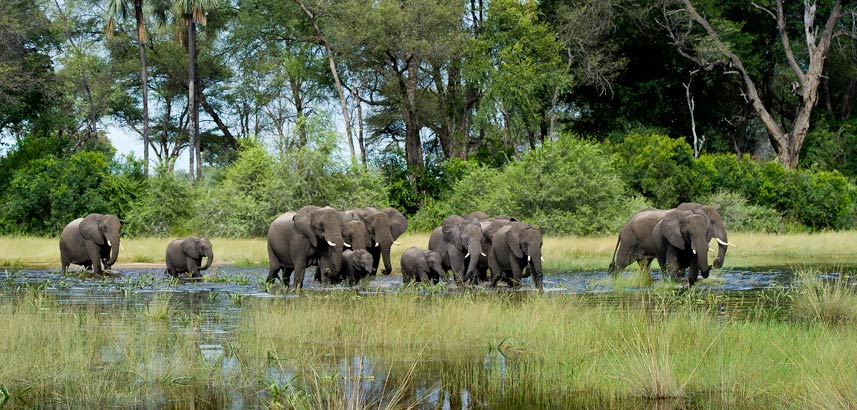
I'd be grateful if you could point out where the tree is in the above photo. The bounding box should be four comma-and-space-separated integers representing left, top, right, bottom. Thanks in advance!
173, 0, 219, 182
106, 0, 151, 176
665, 0, 855, 168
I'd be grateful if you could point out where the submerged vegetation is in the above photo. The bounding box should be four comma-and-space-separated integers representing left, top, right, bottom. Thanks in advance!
2, 269, 857, 409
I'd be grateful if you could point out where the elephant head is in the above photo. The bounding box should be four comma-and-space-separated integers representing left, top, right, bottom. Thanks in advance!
294, 205, 345, 274
183, 237, 214, 271
507, 223, 544, 290
677, 202, 733, 269
442, 215, 484, 282
659, 208, 713, 279
347, 249, 375, 282
424, 250, 445, 280
363, 207, 407, 275
79, 213, 121, 268
341, 216, 370, 250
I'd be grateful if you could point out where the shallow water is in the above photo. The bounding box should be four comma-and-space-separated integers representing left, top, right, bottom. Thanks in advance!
0, 265, 851, 409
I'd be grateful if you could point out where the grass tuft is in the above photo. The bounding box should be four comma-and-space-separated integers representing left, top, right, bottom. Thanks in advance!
792, 268, 857, 324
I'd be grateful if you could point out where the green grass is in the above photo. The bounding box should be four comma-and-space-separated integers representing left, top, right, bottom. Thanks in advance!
5, 231, 857, 272
3, 280, 857, 408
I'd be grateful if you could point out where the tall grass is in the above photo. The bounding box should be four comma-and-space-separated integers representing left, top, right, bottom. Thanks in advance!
791, 269, 857, 325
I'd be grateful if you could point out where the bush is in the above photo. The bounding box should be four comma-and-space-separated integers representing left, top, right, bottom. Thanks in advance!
1, 150, 114, 235
411, 135, 644, 235
124, 170, 196, 237
613, 132, 697, 208
701, 191, 783, 233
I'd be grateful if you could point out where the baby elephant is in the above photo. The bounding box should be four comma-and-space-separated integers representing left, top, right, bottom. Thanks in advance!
400, 247, 445, 284
341, 249, 375, 286
165, 237, 213, 278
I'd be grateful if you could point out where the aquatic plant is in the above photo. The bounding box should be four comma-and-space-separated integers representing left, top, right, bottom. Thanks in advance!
791, 268, 857, 324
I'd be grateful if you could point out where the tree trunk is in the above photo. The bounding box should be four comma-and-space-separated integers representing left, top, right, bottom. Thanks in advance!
399, 64, 424, 183
353, 86, 367, 170
135, 0, 149, 177
187, 15, 197, 182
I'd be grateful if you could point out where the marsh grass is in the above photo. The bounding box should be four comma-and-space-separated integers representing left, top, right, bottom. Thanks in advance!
7, 231, 857, 272
791, 268, 857, 324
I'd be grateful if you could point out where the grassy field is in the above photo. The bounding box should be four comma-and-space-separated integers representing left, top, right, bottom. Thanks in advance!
3, 231, 857, 272
2, 279, 857, 408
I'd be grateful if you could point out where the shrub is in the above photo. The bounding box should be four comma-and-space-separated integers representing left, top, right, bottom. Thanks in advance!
701, 191, 783, 233
411, 135, 643, 235
124, 170, 196, 237
613, 133, 700, 208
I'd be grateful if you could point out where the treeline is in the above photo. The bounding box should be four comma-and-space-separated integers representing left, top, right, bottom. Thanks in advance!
1, 0, 856, 235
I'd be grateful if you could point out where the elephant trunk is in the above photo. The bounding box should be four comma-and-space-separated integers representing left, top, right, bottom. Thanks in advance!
105, 232, 120, 268
691, 236, 710, 279
530, 250, 544, 290
713, 235, 728, 269
201, 247, 213, 271
324, 228, 345, 276
464, 238, 482, 281
377, 231, 394, 275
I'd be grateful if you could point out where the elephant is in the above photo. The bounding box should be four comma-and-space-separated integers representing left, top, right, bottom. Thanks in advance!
473, 216, 518, 284
164, 236, 213, 278
429, 215, 485, 285
400, 247, 445, 284
652, 207, 717, 285
488, 222, 544, 290
340, 249, 375, 286
608, 203, 733, 275
59, 213, 122, 274
313, 213, 367, 282
350, 207, 408, 277
266, 205, 346, 288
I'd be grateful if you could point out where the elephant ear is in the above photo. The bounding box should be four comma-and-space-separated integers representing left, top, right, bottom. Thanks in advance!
79, 214, 105, 245
660, 211, 687, 250
441, 215, 464, 244
182, 238, 201, 259
293, 206, 318, 247
700, 205, 727, 240
507, 225, 525, 259
385, 208, 408, 239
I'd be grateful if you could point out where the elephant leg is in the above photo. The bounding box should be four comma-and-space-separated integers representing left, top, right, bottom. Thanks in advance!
488, 256, 503, 288
665, 247, 681, 281
85, 242, 103, 274
368, 248, 381, 277
637, 258, 652, 273
293, 259, 308, 289
416, 268, 430, 283
510, 258, 525, 287
266, 247, 282, 284
687, 258, 700, 286
449, 252, 467, 285
186, 257, 201, 278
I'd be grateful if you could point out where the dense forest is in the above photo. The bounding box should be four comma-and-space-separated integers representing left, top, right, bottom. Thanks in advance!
1, 0, 856, 237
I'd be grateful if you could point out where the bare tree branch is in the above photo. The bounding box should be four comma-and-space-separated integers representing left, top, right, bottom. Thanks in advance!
778, 0, 806, 84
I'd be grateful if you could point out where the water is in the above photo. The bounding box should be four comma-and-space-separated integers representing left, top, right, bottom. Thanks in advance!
0, 265, 850, 409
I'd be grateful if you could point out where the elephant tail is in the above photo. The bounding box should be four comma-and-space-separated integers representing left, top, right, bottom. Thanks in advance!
608, 236, 621, 274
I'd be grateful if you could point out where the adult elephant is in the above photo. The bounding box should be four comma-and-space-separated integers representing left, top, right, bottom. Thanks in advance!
608, 203, 732, 274
59, 213, 122, 274
266, 206, 345, 288
164, 237, 213, 278
488, 222, 544, 290
313, 212, 367, 282
652, 208, 716, 286
429, 215, 484, 284
353, 207, 407, 277
475, 216, 518, 284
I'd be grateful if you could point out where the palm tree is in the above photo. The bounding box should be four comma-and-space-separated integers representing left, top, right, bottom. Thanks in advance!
173, 0, 219, 183
106, 0, 151, 177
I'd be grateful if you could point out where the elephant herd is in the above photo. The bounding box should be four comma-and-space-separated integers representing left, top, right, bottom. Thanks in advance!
57, 202, 731, 290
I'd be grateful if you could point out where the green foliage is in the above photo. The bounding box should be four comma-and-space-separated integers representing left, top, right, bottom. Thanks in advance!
412, 135, 645, 235
613, 133, 697, 208
701, 191, 783, 233
124, 169, 196, 237
0, 149, 114, 235
801, 117, 857, 179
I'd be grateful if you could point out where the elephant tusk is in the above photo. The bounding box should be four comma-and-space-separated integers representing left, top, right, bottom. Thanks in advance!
692, 249, 697, 255
481, 252, 487, 257
716, 238, 736, 247
541, 256, 545, 262
464, 252, 470, 258
327, 240, 336, 247
375, 242, 380, 247
709, 247, 715, 252
344, 242, 351, 247
120, 242, 125, 251
528, 256, 531, 262
393, 241, 402, 245
107, 239, 112, 247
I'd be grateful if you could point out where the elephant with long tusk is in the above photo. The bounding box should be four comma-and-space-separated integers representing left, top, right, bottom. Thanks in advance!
267, 205, 346, 288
